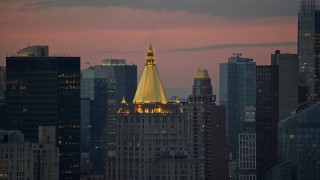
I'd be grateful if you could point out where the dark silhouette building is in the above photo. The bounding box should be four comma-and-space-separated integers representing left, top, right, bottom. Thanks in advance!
256, 65, 279, 180
6, 46, 80, 179
211, 104, 228, 180
271, 51, 299, 121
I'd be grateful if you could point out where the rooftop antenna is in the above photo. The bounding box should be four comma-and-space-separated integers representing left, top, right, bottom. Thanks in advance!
232, 53, 242, 58
86, 62, 93, 69
27, 42, 30, 47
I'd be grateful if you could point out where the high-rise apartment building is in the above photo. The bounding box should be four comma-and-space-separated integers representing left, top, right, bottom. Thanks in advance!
185, 69, 227, 180
220, 55, 256, 179
108, 44, 195, 180
298, 0, 320, 100
6, 46, 80, 179
238, 106, 256, 180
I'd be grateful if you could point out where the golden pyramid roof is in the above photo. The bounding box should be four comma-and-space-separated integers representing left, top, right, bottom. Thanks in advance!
133, 43, 168, 104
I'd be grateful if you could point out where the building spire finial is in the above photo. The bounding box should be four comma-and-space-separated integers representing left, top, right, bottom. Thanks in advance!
146, 42, 155, 65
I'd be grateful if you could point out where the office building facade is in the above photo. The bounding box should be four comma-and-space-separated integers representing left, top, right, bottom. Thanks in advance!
277, 103, 320, 180
6, 46, 80, 179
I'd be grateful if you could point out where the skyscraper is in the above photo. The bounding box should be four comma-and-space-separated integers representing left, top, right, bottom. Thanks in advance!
108, 44, 195, 180
255, 51, 299, 180
220, 55, 256, 179
298, 0, 320, 100
185, 69, 227, 180
81, 60, 136, 175
186, 69, 215, 179
256, 65, 279, 180
81, 65, 116, 175
6, 46, 80, 179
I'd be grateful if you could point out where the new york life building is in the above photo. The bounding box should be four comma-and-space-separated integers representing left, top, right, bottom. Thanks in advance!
108, 44, 195, 180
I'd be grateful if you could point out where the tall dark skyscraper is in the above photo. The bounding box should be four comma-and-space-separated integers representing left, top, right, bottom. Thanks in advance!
256, 65, 279, 180
220, 55, 256, 179
298, 0, 320, 100
81, 60, 136, 175
185, 69, 227, 180
6, 46, 80, 180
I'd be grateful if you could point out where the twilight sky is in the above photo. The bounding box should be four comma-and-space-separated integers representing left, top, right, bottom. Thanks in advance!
0, 0, 300, 97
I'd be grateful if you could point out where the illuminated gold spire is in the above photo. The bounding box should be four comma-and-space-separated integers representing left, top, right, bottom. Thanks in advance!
133, 43, 168, 104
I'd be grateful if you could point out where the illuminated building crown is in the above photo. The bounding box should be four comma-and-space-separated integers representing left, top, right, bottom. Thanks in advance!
133, 43, 168, 104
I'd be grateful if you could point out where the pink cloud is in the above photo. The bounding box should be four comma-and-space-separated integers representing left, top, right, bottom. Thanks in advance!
0, 5, 297, 90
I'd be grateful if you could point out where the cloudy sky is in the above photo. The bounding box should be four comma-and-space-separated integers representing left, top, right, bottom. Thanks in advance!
0, 0, 300, 96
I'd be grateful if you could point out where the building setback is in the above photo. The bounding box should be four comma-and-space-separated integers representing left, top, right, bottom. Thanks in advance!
6, 46, 80, 180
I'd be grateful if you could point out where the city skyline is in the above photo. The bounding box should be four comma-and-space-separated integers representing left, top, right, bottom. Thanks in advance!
0, 0, 298, 91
